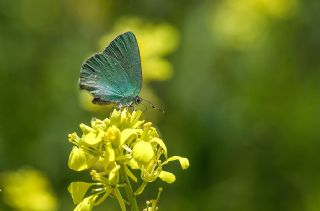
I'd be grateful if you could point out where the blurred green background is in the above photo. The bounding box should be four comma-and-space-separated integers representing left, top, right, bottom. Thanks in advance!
1, 0, 320, 210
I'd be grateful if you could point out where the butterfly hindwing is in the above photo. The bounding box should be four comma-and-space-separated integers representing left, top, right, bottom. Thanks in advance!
80, 53, 124, 103
79, 32, 142, 104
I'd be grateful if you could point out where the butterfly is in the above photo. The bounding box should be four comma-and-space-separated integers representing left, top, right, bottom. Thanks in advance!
79, 32, 143, 109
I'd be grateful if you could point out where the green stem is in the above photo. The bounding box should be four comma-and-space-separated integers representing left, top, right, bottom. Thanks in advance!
120, 166, 139, 211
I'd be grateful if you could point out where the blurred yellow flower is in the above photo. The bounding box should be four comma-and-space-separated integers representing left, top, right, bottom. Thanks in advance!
80, 17, 179, 112
249, 0, 298, 18
210, 0, 298, 49
0, 168, 57, 211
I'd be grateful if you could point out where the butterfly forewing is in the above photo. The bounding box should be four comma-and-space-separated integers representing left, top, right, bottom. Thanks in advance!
103, 32, 142, 97
79, 32, 142, 105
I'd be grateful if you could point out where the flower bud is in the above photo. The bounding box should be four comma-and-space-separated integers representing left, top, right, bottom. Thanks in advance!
179, 157, 190, 170
132, 141, 154, 164
159, 171, 176, 183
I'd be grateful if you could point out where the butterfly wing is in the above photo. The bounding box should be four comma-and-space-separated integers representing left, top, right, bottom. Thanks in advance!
79, 32, 142, 104
104, 32, 142, 98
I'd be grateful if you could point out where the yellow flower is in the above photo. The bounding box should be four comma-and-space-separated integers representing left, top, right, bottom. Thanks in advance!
67, 109, 189, 210
0, 168, 57, 211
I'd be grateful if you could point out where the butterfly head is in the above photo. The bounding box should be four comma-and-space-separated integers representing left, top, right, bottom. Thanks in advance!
134, 96, 142, 105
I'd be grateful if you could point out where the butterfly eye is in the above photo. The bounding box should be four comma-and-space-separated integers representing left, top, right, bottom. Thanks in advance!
135, 96, 141, 104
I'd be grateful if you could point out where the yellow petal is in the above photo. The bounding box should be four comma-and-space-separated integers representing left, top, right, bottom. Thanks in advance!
132, 120, 144, 129
108, 165, 120, 185
110, 109, 121, 125
80, 124, 95, 134
130, 110, 142, 126
132, 141, 154, 164
105, 142, 115, 163
120, 129, 141, 145
150, 137, 167, 158
120, 109, 130, 126
68, 132, 80, 143
68, 147, 98, 171
141, 122, 153, 140
163, 156, 190, 170
68, 147, 88, 171
86, 153, 99, 168
103, 118, 110, 126
127, 159, 139, 170
91, 118, 106, 130
74, 195, 96, 211
159, 171, 176, 183
83, 132, 101, 145
68, 182, 93, 204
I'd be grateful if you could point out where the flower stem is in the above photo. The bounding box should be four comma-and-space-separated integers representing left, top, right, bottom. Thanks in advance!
120, 166, 139, 211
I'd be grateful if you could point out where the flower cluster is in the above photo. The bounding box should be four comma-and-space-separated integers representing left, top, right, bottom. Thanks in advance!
68, 109, 189, 211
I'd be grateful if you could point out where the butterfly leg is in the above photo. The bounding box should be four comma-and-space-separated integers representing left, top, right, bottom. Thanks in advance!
128, 105, 135, 112
118, 104, 123, 111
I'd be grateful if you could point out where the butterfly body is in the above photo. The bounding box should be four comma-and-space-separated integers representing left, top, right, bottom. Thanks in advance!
79, 32, 142, 108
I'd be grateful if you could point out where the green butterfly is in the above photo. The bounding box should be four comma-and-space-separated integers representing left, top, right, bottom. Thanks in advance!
79, 32, 143, 109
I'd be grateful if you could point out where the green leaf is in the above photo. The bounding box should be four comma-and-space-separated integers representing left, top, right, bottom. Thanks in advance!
114, 188, 126, 211
94, 187, 112, 206
134, 182, 148, 196
125, 166, 138, 182
68, 182, 94, 204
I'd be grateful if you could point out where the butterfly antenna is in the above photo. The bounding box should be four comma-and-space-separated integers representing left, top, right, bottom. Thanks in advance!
140, 98, 165, 113
140, 102, 148, 112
